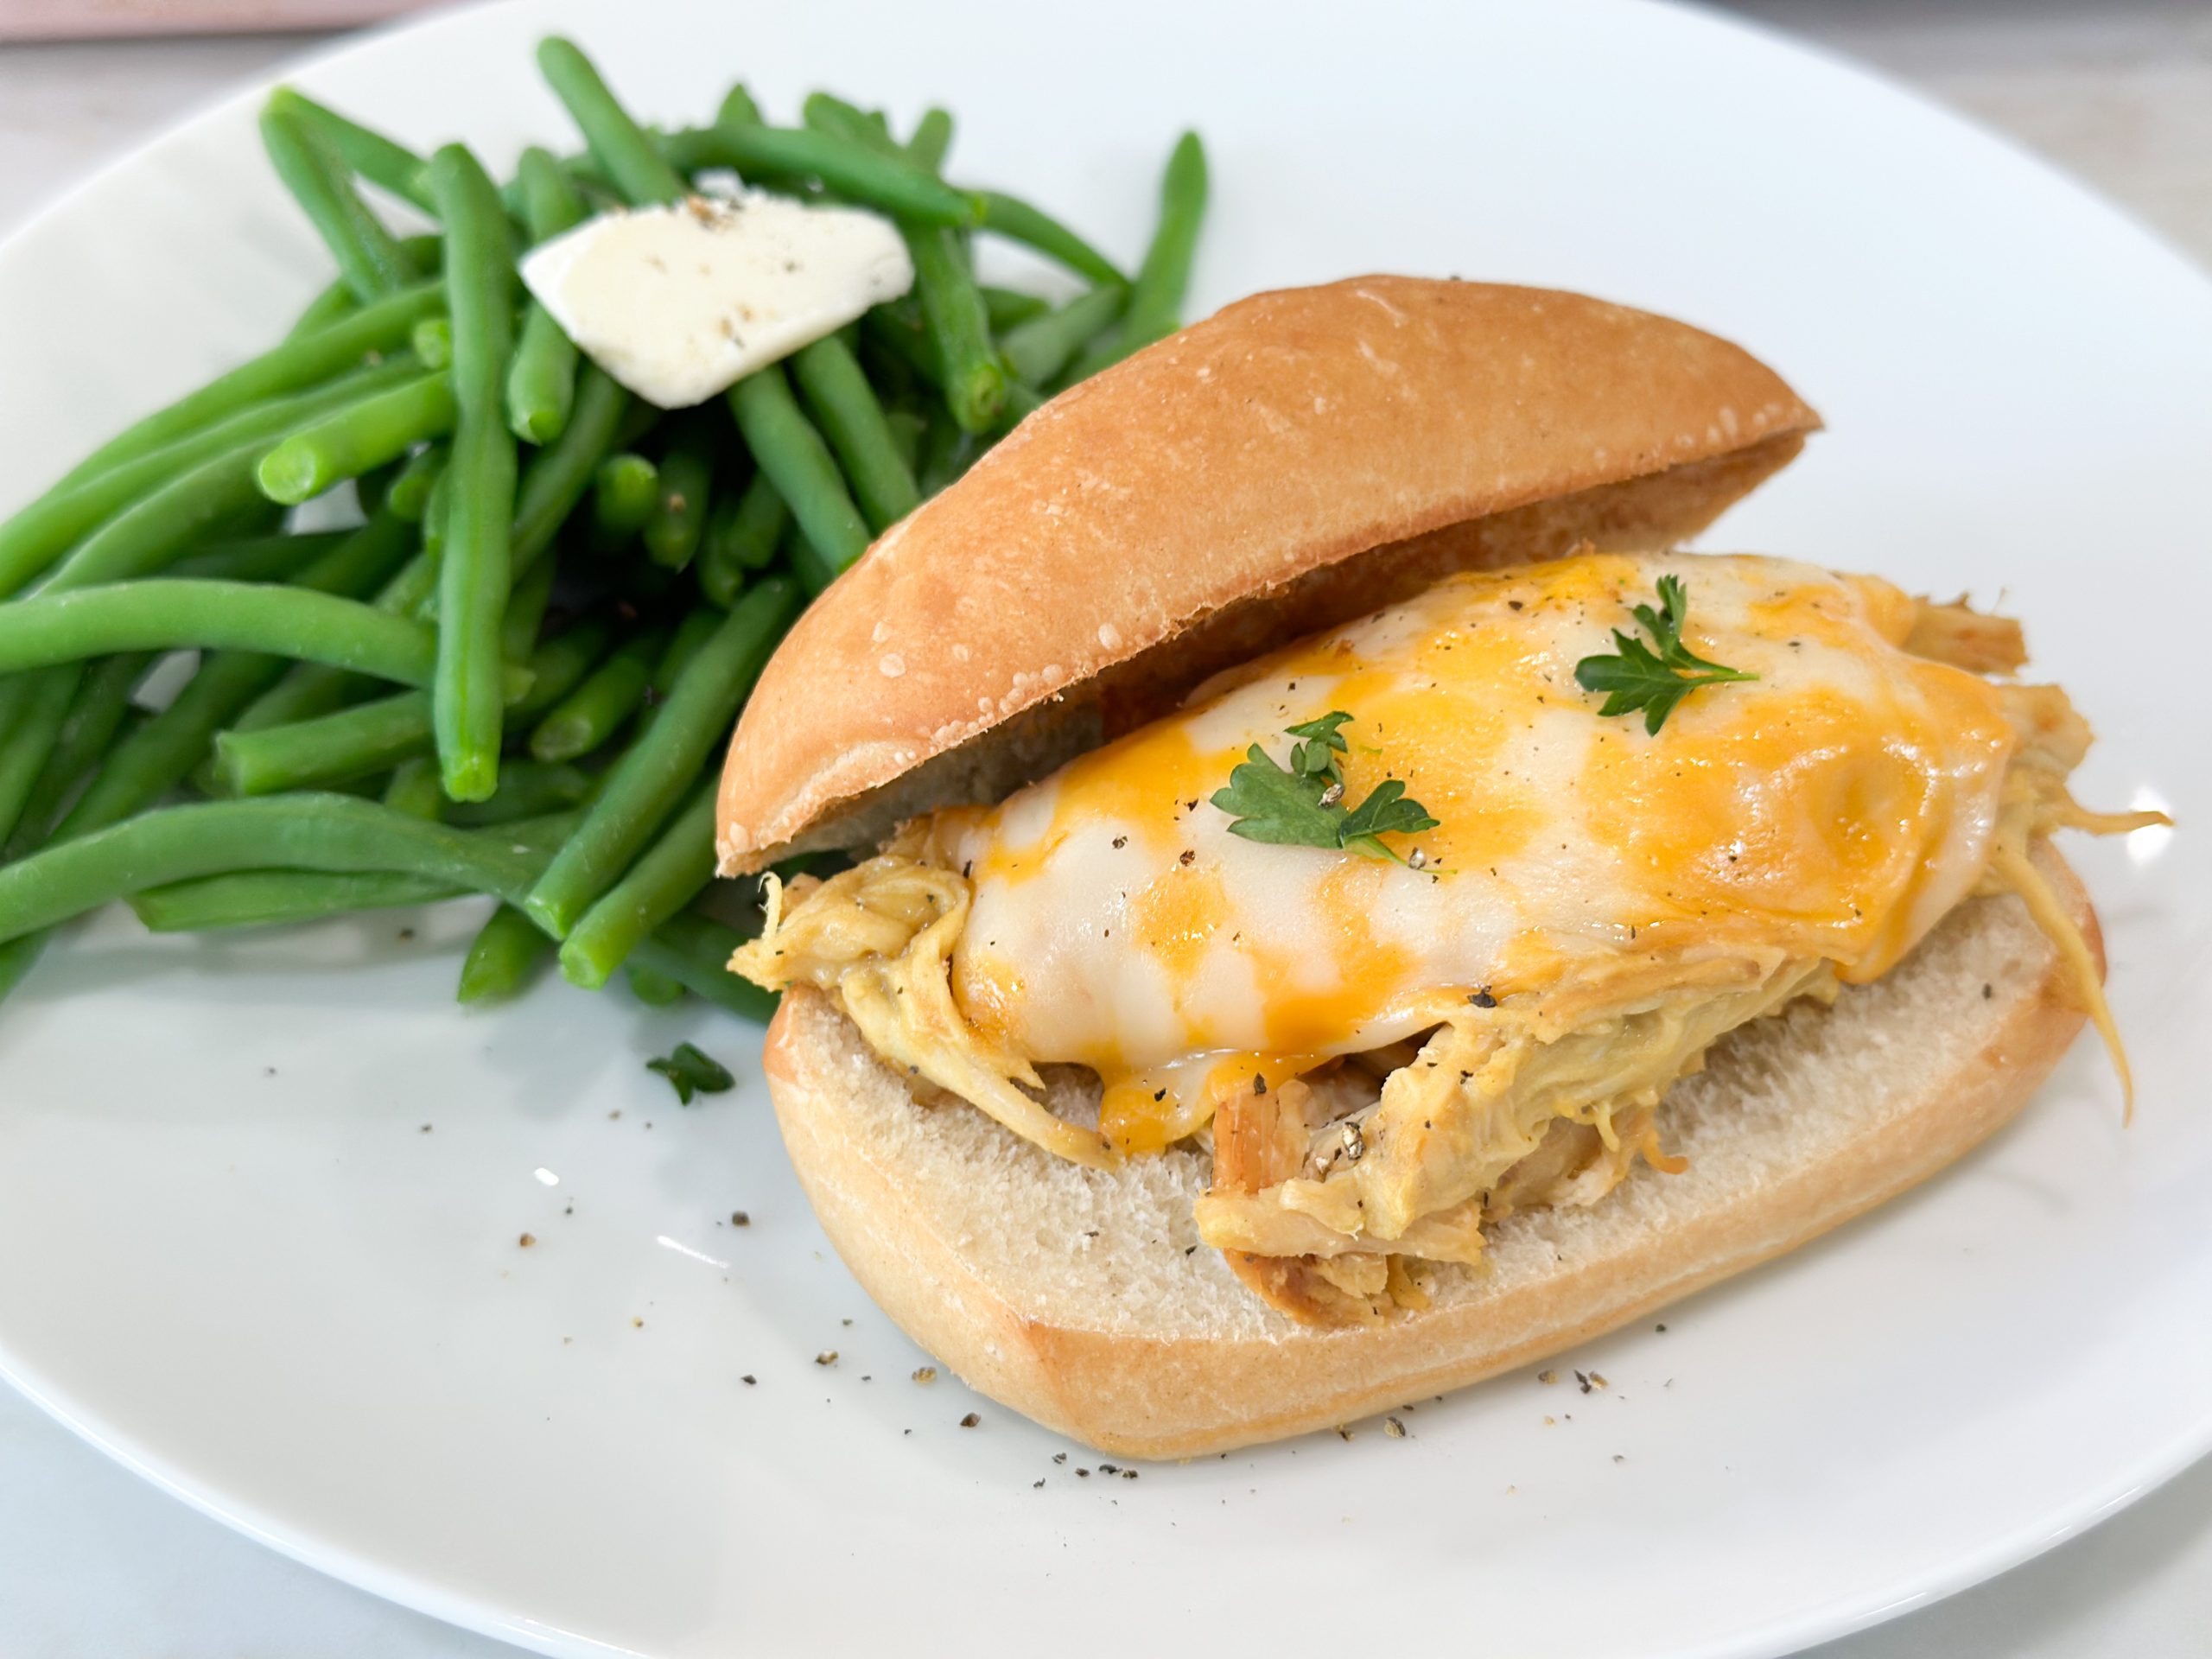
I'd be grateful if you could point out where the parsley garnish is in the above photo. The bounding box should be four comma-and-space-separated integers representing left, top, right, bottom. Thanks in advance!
1573, 574, 1757, 734
1210, 711, 1440, 864
645, 1041, 734, 1105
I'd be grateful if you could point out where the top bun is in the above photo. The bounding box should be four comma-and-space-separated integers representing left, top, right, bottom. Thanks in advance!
716, 276, 1820, 871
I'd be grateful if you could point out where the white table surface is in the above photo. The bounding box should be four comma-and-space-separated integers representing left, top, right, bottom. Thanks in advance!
3, 6, 2210, 1656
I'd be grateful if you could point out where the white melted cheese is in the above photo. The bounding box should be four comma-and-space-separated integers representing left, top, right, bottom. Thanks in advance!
520, 191, 912, 409
938, 553, 2017, 1149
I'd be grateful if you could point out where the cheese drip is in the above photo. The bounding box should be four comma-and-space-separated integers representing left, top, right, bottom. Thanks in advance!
938, 553, 2016, 1147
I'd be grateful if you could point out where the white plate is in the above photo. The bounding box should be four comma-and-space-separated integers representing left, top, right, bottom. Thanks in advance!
1, 3, 2207, 1656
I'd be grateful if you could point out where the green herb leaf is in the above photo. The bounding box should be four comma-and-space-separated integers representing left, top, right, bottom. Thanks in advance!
645, 1041, 734, 1105
1573, 574, 1757, 734
1210, 712, 1440, 864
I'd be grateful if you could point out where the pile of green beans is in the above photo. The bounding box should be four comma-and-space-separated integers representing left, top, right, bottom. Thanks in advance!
0, 35, 1207, 1039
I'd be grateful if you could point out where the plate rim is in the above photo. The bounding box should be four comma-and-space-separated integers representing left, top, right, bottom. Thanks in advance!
0, 3, 2207, 1656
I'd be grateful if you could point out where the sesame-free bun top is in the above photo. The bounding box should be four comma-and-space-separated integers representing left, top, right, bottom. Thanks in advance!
716, 276, 1821, 871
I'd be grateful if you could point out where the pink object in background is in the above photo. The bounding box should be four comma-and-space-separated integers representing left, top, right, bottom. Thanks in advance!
0, 0, 431, 41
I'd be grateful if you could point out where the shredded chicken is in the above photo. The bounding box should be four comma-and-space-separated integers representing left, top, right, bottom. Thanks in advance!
733, 828, 1113, 1167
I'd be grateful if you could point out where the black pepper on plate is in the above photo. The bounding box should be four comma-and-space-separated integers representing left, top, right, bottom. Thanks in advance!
959, 1412, 980, 1428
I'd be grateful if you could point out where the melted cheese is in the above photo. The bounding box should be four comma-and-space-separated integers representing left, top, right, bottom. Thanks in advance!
938, 553, 2016, 1147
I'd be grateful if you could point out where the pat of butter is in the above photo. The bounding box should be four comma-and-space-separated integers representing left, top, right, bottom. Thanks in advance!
520, 192, 913, 410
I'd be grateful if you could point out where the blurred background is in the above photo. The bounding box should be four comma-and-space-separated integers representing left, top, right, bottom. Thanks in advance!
1, 1, 2206, 264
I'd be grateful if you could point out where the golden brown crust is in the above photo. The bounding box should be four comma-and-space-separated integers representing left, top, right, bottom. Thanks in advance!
761, 849, 2100, 1459
718, 277, 1819, 870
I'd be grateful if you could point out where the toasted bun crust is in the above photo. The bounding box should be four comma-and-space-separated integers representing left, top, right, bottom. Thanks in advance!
761, 845, 2101, 1459
718, 278, 1818, 869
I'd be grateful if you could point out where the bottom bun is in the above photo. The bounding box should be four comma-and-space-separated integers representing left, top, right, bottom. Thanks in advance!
760, 844, 2101, 1459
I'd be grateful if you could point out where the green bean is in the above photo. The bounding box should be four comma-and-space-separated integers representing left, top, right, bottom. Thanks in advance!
1, 354, 422, 600
644, 431, 713, 569
993, 379, 1046, 434
219, 613, 597, 798
220, 593, 591, 800
444, 760, 594, 827
559, 778, 716, 987
885, 409, 925, 474
266, 86, 436, 214
702, 474, 788, 607
501, 554, 556, 663
355, 456, 402, 518
635, 608, 719, 740
384, 442, 448, 522
806, 100, 1003, 433
1070, 131, 1208, 378
410, 316, 454, 371
421, 465, 453, 563
514, 367, 629, 572
777, 514, 833, 595
726, 365, 869, 580
11, 653, 153, 842
170, 529, 350, 583
509, 620, 613, 721
136, 869, 463, 931
524, 577, 798, 938
798, 92, 878, 146
537, 38, 687, 207
594, 452, 659, 538
978, 284, 1052, 331
861, 299, 944, 389
382, 756, 446, 819
663, 124, 982, 228
505, 301, 579, 439
976, 193, 1128, 289
0, 669, 82, 847
288, 277, 359, 340
507, 146, 588, 444
624, 964, 687, 1006
219, 691, 434, 794
63, 513, 417, 836
44, 280, 442, 496
427, 143, 520, 804
217, 666, 524, 797
459, 905, 556, 1002
0, 935, 40, 1002
716, 84, 763, 129
1115, 130, 1210, 350
906, 107, 955, 173
1001, 282, 1129, 386
255, 371, 454, 505
612, 392, 661, 451
908, 228, 1002, 432
530, 627, 662, 762
0, 582, 435, 685
791, 335, 919, 533
515, 141, 588, 242
916, 408, 977, 497
259, 101, 421, 303
0, 797, 759, 1022
28, 442, 262, 598
130, 812, 582, 933
228, 546, 437, 737
632, 911, 776, 1021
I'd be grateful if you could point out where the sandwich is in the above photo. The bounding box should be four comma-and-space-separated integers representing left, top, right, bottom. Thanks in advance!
713, 277, 2158, 1457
